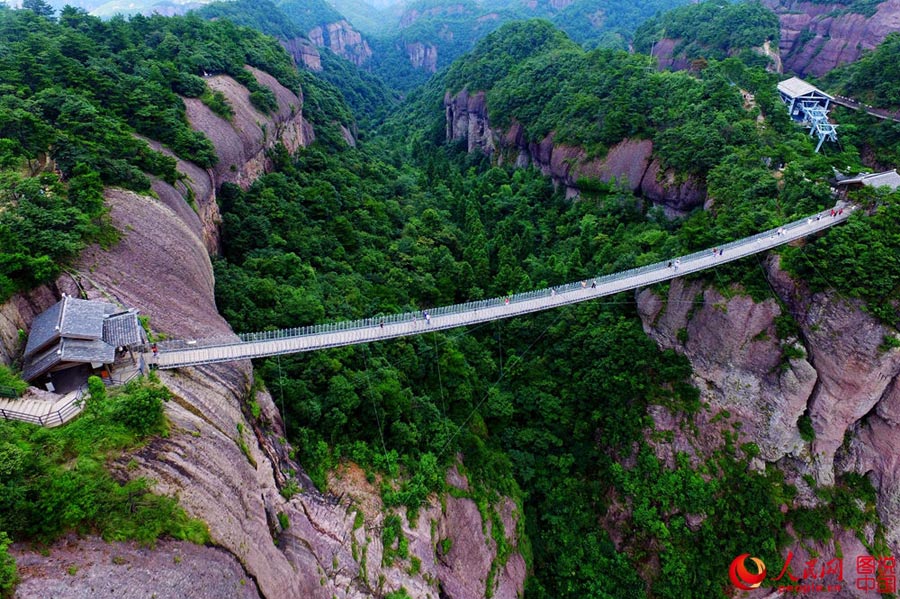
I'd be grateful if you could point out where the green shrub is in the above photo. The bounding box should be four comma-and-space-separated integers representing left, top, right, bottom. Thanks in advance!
111, 379, 168, 437
0, 377, 206, 548
0, 532, 17, 599
200, 89, 234, 120
249, 90, 277, 115
798, 413, 815, 442
0, 366, 26, 397
280, 479, 300, 500
382, 514, 408, 565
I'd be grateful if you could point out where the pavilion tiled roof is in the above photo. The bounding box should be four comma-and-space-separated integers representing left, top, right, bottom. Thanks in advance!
103, 310, 144, 348
22, 296, 143, 382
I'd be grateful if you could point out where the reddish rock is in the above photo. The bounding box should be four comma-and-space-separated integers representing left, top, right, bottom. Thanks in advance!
12, 536, 261, 599
406, 41, 439, 72
444, 90, 706, 211
637, 276, 815, 463
281, 37, 323, 72
764, 0, 900, 77
638, 255, 900, 560
184, 66, 314, 194
307, 21, 372, 66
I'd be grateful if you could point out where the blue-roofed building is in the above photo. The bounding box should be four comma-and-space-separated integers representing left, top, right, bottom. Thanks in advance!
22, 295, 146, 385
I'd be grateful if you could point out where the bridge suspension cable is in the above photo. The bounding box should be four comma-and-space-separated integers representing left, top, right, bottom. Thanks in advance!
152, 205, 855, 370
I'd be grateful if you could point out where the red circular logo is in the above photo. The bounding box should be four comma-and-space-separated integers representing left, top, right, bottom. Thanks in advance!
729, 554, 767, 591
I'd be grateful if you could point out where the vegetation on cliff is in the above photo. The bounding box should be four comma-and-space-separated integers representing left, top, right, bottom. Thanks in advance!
822, 31, 900, 108
633, 0, 780, 65
208, 17, 898, 596
0, 376, 209, 593
198, 0, 398, 130
0, 5, 308, 300
2, 5, 899, 599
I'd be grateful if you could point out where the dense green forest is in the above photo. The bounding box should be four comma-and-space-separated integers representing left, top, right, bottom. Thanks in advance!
2, 3, 900, 599
821, 31, 900, 107
0, 5, 312, 301
197, 0, 399, 130
633, 0, 780, 66
211, 19, 897, 597
487, 0, 696, 50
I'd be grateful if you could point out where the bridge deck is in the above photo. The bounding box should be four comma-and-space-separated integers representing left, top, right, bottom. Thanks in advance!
154, 206, 854, 370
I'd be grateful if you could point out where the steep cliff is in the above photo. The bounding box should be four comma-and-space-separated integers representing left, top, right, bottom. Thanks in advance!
636, 253, 900, 555
763, 0, 900, 77
308, 20, 373, 67
444, 89, 707, 212
281, 37, 324, 72
2, 68, 524, 599
406, 41, 440, 72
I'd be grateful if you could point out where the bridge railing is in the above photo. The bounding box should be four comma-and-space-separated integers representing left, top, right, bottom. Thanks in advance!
156, 207, 848, 354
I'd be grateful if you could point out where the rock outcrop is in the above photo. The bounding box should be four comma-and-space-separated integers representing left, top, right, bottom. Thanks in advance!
406, 42, 439, 72
637, 254, 900, 554
445, 89, 707, 212
308, 21, 373, 67
145, 66, 314, 255
12, 536, 262, 599
764, 0, 900, 77
637, 276, 815, 464
400, 4, 468, 28
184, 66, 314, 193
2, 65, 524, 599
281, 37, 324, 72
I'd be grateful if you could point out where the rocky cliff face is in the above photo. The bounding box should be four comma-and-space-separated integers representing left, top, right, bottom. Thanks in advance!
763, 0, 900, 77
2, 67, 524, 599
281, 37, 324, 72
406, 42, 440, 72
445, 89, 707, 212
308, 20, 373, 67
400, 3, 468, 28
636, 253, 900, 555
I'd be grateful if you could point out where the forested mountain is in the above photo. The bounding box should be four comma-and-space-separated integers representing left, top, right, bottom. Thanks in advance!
821, 31, 900, 108
633, 0, 781, 70
198, 0, 398, 129
374, 0, 695, 89
0, 4, 320, 298
2, 3, 900, 599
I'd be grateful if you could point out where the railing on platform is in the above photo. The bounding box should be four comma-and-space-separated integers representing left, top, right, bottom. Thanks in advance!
0, 386, 85, 427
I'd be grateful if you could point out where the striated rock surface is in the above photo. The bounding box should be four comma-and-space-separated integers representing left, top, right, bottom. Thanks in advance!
2, 65, 523, 599
763, 0, 900, 77
183, 66, 314, 193
12, 536, 261, 599
406, 42, 440, 72
637, 254, 900, 556
307, 21, 373, 66
281, 37, 323, 72
637, 276, 815, 463
445, 89, 706, 211
320, 464, 527, 599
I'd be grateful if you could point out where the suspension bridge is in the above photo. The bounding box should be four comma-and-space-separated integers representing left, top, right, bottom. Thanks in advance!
152, 205, 855, 370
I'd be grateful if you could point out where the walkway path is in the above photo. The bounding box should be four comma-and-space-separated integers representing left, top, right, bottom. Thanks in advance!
0, 388, 84, 427
154, 205, 855, 370
831, 96, 900, 123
